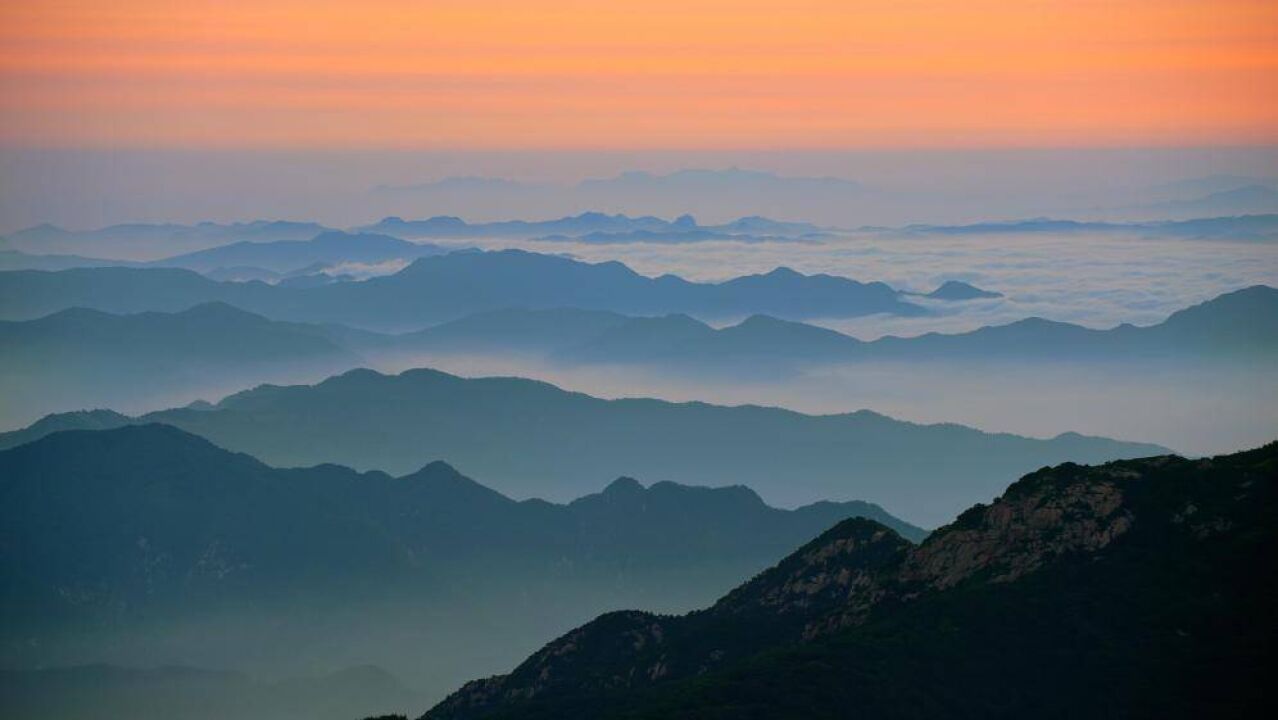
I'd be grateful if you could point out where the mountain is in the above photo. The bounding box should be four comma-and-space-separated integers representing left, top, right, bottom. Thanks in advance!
0, 369, 1168, 526
533, 229, 819, 244
2, 288, 1265, 431
0, 424, 920, 702
365, 169, 866, 227
0, 664, 420, 720
421, 441, 1278, 720
151, 231, 450, 274
0, 303, 359, 428
903, 214, 1278, 241
920, 279, 1003, 300
4, 220, 332, 261
360, 212, 678, 239
391, 307, 632, 356
371, 286, 1278, 372
1144, 185, 1278, 218
0, 250, 925, 330
864, 284, 1278, 361
359, 211, 824, 241
1105, 183, 1278, 220
1143, 174, 1277, 200
572, 169, 868, 225
556, 313, 860, 370
0, 249, 137, 272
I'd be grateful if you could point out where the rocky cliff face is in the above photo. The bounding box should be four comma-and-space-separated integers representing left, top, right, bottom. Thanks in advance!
424, 442, 1277, 720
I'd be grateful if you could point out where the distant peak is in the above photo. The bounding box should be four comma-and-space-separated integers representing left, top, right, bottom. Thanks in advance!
926, 280, 1002, 300
411, 459, 465, 480
602, 476, 645, 495
738, 313, 788, 326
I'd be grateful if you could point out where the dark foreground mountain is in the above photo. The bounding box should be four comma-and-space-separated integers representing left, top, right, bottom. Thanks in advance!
422, 441, 1278, 720
0, 424, 918, 702
0, 369, 1167, 526
0, 249, 924, 329
0, 664, 419, 720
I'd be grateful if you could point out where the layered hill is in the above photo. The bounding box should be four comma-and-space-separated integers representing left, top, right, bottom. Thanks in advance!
423, 441, 1278, 719
0, 369, 1167, 526
3, 221, 332, 260
151, 231, 450, 274
389, 285, 1278, 371
357, 211, 823, 240
0, 424, 919, 700
0, 250, 924, 330
3, 286, 1266, 430
0, 302, 359, 428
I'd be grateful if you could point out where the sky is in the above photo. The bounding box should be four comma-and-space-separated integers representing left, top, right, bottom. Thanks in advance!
2, 0, 1276, 150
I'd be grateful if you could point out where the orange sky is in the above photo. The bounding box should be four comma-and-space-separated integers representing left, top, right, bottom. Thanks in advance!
1, 0, 1275, 149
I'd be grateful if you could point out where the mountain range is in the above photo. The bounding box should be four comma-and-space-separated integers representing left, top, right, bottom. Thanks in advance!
358, 211, 824, 240
412, 285, 1276, 368
0, 250, 928, 330
0, 424, 920, 703
900, 213, 1278, 241
4, 286, 1268, 433
2, 220, 332, 261
150, 231, 451, 274
0, 369, 1168, 526
0, 302, 359, 427
367, 169, 869, 227
420, 441, 1278, 719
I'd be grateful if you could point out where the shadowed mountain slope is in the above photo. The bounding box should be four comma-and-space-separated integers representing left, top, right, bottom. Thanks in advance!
422, 441, 1278, 720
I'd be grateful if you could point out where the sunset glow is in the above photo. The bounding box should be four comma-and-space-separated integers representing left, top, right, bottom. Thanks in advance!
1, 0, 1276, 149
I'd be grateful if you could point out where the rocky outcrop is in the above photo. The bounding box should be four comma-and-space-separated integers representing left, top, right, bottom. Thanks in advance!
423, 443, 1277, 720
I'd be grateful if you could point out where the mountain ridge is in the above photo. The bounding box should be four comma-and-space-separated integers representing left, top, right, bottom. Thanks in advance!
0, 366, 1169, 526
421, 441, 1278, 719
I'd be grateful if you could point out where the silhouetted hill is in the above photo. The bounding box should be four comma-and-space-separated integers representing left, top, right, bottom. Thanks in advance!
0, 303, 359, 428
153, 231, 450, 274
0, 250, 924, 330
0, 424, 919, 701
0, 369, 1168, 526
422, 441, 1278, 720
